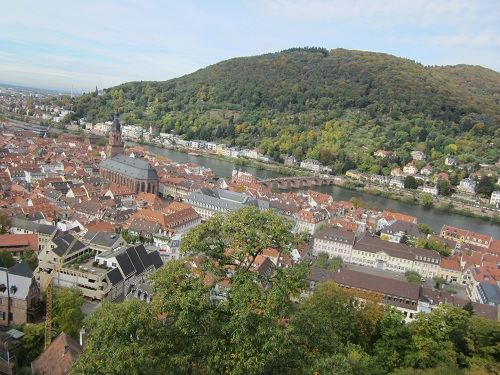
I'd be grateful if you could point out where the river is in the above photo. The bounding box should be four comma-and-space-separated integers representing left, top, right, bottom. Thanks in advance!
129, 142, 500, 237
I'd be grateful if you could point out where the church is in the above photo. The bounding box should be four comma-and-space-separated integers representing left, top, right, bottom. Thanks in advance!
99, 114, 159, 195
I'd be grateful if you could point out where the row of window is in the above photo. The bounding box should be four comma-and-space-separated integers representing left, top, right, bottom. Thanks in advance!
415, 255, 439, 264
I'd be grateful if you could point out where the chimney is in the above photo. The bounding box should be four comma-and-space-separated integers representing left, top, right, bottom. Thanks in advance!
63, 344, 69, 355
79, 327, 86, 347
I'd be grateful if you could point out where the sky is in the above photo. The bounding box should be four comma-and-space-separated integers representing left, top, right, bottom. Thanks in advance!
1, 0, 499, 93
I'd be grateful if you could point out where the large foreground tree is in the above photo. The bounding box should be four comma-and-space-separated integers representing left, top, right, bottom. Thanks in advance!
71, 207, 500, 374
73, 207, 309, 375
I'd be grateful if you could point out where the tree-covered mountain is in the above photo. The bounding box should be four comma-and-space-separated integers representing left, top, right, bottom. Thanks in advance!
72, 48, 500, 174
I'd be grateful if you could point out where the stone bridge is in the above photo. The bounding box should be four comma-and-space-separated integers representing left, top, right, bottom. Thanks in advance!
258, 176, 337, 190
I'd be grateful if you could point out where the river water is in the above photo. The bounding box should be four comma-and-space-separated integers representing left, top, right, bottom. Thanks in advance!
129, 142, 500, 237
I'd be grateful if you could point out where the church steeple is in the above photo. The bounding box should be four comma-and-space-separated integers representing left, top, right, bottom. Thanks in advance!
106, 112, 124, 158
111, 112, 121, 133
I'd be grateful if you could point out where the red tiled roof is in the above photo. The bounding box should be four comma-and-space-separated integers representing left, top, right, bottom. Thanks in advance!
31, 332, 82, 375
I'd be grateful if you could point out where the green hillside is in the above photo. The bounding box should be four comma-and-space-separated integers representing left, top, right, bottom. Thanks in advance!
72, 48, 500, 174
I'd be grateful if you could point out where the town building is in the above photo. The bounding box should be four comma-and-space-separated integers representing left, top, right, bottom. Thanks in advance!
184, 187, 267, 220
350, 235, 441, 278
307, 267, 420, 322
489, 191, 500, 207
100, 154, 159, 195
295, 208, 329, 235
457, 178, 476, 195
0, 261, 42, 326
312, 226, 356, 262
440, 225, 493, 249
36, 232, 163, 301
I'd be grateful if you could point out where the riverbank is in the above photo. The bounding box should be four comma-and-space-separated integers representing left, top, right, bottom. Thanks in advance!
128, 140, 500, 228
137, 141, 311, 177
347, 182, 500, 224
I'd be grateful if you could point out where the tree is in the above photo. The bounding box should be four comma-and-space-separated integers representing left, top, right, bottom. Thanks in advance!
462, 301, 475, 316
72, 299, 166, 375
314, 253, 343, 271
400, 232, 410, 245
415, 237, 451, 258
291, 281, 360, 359
52, 287, 85, 339
404, 176, 419, 189
148, 206, 309, 375
20, 323, 45, 363
420, 193, 434, 207
433, 276, 446, 289
417, 222, 433, 235
0, 213, 12, 234
328, 256, 344, 272
0, 250, 15, 268
95, 137, 108, 146
438, 178, 451, 196
20, 248, 38, 271
373, 309, 412, 372
476, 176, 495, 197
405, 270, 422, 283
404, 305, 471, 369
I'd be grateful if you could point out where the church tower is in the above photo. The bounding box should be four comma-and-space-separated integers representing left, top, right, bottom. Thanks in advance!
106, 112, 124, 158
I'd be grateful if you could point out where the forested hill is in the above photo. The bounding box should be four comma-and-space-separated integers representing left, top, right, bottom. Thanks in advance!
73, 48, 500, 173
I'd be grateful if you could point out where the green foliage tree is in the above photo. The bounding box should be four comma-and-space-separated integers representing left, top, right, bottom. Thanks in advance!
20, 248, 39, 271
120, 229, 139, 244
405, 270, 422, 283
20, 323, 45, 364
417, 222, 433, 235
291, 281, 360, 364
433, 276, 446, 288
415, 237, 451, 258
462, 301, 474, 316
438, 178, 451, 196
328, 256, 344, 272
0, 213, 12, 234
420, 193, 435, 207
476, 175, 495, 197
72, 299, 165, 375
95, 137, 108, 146
52, 287, 85, 339
372, 309, 412, 372
404, 176, 419, 189
149, 206, 309, 374
0, 250, 15, 268
404, 305, 471, 369
314, 253, 344, 271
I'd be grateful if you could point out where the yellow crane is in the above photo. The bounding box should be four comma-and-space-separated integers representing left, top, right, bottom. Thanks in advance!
44, 233, 80, 349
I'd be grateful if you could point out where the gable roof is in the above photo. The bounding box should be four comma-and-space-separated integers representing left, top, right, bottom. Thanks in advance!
52, 234, 86, 257
31, 332, 82, 375
100, 154, 158, 180
0, 261, 34, 300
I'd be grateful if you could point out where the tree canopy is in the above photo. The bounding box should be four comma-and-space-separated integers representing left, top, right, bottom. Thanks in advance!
71, 207, 500, 374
